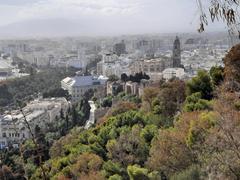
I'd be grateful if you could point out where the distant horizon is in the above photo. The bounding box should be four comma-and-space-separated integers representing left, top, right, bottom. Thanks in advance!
0, 29, 230, 40
0, 0, 229, 38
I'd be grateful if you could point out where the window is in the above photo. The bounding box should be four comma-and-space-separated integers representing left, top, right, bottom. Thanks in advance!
2, 133, 6, 137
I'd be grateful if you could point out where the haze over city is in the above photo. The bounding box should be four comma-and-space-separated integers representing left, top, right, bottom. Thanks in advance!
0, 0, 227, 37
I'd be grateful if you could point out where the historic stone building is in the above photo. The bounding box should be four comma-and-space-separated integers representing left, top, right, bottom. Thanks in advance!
130, 36, 182, 76
61, 75, 108, 103
172, 36, 181, 68
130, 56, 171, 75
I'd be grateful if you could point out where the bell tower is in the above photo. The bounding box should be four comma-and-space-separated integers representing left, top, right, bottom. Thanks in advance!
172, 36, 181, 68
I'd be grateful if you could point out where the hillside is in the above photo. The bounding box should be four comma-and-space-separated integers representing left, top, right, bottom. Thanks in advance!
1, 44, 240, 180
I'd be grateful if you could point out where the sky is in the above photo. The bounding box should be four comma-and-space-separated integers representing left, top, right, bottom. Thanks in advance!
0, 0, 227, 37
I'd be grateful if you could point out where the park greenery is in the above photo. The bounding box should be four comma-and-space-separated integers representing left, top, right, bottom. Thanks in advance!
121, 72, 150, 83
0, 67, 76, 111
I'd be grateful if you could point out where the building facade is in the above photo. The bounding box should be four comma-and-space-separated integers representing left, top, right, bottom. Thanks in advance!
0, 97, 70, 149
61, 75, 108, 103
0, 110, 48, 149
162, 68, 185, 80
130, 56, 172, 75
97, 52, 131, 77
24, 97, 69, 122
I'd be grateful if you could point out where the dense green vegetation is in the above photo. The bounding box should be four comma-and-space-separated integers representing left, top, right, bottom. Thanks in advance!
0, 67, 76, 111
42, 88, 70, 100
121, 72, 150, 83
0, 90, 92, 179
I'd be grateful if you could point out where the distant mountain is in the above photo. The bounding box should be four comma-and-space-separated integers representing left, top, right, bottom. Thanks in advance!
0, 18, 230, 39
0, 18, 98, 38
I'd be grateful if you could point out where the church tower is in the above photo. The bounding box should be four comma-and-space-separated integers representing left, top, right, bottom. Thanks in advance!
172, 36, 181, 68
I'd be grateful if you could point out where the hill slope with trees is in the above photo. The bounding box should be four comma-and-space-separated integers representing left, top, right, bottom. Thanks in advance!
1, 44, 240, 179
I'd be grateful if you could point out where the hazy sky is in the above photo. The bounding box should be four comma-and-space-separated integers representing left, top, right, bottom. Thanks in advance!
0, 0, 227, 36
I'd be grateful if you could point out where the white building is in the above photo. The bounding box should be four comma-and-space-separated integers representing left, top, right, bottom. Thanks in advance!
102, 52, 119, 63
162, 68, 186, 80
181, 47, 226, 75
24, 97, 69, 122
49, 49, 89, 69
61, 75, 108, 103
0, 110, 48, 149
0, 97, 69, 149
97, 52, 132, 77
66, 49, 88, 69
97, 52, 119, 77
